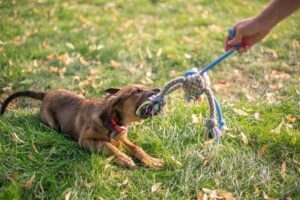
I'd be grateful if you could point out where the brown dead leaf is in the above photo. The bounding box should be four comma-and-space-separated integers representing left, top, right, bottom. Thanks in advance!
48, 67, 58, 73
79, 57, 88, 65
58, 67, 66, 78
257, 145, 269, 157
110, 60, 121, 69
42, 41, 50, 50
254, 186, 260, 197
24, 174, 35, 188
27, 152, 35, 161
286, 115, 296, 123
90, 68, 100, 76
58, 53, 72, 65
197, 192, 204, 200
7, 171, 19, 181
217, 190, 234, 200
201, 188, 233, 200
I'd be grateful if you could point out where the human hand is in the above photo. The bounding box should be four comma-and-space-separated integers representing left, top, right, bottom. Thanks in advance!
225, 17, 273, 52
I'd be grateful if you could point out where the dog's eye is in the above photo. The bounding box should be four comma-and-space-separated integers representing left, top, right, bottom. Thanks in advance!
132, 89, 142, 95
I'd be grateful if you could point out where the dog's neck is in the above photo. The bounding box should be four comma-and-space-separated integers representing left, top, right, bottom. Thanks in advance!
111, 110, 124, 126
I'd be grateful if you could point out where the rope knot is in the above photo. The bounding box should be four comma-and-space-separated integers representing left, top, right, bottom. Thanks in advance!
205, 118, 216, 129
182, 73, 210, 102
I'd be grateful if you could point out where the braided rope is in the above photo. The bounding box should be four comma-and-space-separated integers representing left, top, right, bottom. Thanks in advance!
135, 29, 241, 142
136, 72, 223, 141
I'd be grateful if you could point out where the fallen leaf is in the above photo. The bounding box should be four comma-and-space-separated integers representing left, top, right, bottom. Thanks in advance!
254, 112, 260, 120
184, 53, 192, 59
48, 67, 58, 73
25, 174, 35, 188
281, 161, 286, 180
263, 192, 276, 200
197, 192, 205, 200
233, 108, 248, 116
65, 191, 71, 200
96, 44, 104, 50
32, 143, 38, 153
257, 145, 269, 157
11, 132, 25, 144
58, 53, 72, 65
79, 57, 88, 65
110, 60, 121, 69
156, 48, 162, 57
286, 115, 296, 123
270, 120, 284, 134
171, 156, 182, 166
151, 182, 162, 193
66, 42, 75, 50
6, 171, 19, 181
217, 190, 233, 200
266, 93, 276, 104
146, 48, 152, 59
254, 186, 260, 197
191, 114, 199, 124
27, 152, 35, 161
226, 132, 236, 138
98, 196, 104, 200
240, 132, 249, 145
117, 178, 128, 188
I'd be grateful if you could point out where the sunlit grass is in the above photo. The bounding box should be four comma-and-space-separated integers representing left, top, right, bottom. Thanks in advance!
0, 0, 299, 199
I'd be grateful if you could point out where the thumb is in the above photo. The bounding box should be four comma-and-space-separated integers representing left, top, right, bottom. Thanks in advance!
228, 29, 243, 46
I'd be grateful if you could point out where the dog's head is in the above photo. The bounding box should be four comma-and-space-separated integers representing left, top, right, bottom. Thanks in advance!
100, 85, 160, 129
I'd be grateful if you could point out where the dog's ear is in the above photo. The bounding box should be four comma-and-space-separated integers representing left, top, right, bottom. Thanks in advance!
104, 88, 120, 95
99, 95, 121, 131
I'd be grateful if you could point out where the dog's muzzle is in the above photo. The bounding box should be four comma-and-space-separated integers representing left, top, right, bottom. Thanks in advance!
136, 95, 166, 119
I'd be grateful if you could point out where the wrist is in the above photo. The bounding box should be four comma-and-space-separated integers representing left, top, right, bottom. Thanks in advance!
253, 14, 276, 32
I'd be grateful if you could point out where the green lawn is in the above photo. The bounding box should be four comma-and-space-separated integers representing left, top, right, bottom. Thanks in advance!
0, 0, 300, 199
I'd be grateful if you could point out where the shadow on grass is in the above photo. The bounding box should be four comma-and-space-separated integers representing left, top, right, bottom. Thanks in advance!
0, 112, 102, 199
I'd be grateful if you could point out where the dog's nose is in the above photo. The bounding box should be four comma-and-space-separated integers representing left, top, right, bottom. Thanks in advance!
152, 88, 161, 93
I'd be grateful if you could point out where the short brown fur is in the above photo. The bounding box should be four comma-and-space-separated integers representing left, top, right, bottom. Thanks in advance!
1, 85, 164, 168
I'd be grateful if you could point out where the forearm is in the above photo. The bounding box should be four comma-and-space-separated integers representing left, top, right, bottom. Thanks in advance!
256, 0, 300, 29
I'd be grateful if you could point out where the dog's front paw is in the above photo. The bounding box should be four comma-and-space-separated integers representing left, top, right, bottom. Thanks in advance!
141, 155, 164, 169
114, 154, 137, 169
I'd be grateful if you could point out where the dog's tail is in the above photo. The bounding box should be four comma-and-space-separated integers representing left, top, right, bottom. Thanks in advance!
1, 91, 46, 115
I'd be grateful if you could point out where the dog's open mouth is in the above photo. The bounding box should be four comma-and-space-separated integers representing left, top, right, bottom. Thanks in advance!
136, 98, 166, 119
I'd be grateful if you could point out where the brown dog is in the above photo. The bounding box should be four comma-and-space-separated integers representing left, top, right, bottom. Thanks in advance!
0, 85, 164, 168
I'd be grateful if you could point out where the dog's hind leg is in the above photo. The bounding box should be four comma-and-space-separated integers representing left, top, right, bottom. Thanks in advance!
118, 132, 164, 169
41, 108, 61, 131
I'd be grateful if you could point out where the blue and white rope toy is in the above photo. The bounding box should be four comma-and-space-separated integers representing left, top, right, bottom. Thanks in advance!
136, 29, 240, 142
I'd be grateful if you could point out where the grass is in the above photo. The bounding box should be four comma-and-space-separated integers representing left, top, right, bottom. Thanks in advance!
0, 0, 300, 199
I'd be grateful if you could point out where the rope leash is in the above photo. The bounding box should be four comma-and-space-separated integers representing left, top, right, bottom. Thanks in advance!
136, 29, 239, 142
